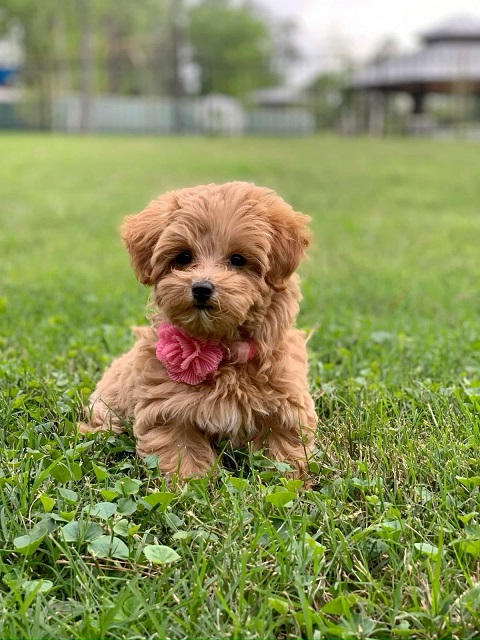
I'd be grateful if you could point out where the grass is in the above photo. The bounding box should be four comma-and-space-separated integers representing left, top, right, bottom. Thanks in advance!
1, 132, 480, 639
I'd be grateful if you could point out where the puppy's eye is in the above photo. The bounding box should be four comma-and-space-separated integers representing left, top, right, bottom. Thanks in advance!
173, 251, 193, 266
229, 254, 247, 267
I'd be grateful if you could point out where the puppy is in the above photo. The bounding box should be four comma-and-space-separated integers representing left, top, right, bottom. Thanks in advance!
79, 182, 317, 479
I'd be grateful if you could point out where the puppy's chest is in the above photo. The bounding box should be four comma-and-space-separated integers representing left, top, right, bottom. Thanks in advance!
158, 367, 272, 441
194, 379, 268, 441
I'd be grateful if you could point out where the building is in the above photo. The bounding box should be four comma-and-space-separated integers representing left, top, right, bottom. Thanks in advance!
350, 15, 480, 135
247, 85, 315, 135
0, 32, 22, 129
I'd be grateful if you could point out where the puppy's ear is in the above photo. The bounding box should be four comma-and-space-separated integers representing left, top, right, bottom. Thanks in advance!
264, 193, 311, 287
121, 193, 178, 285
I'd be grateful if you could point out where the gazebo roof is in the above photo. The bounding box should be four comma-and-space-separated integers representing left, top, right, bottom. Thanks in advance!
421, 14, 480, 43
351, 15, 480, 91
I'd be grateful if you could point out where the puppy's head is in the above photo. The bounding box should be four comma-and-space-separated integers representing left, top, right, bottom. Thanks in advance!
122, 182, 310, 339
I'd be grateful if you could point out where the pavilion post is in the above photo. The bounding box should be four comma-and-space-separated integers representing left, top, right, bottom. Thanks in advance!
367, 91, 386, 136
412, 91, 425, 115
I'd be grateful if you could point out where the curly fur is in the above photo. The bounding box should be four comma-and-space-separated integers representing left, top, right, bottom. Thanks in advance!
79, 181, 317, 478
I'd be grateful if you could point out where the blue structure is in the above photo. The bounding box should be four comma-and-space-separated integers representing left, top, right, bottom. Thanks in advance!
0, 66, 17, 86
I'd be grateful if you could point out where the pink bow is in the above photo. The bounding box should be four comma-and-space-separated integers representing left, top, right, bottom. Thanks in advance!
156, 323, 256, 385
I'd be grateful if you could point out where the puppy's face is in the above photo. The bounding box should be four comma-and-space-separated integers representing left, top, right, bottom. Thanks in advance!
122, 182, 310, 340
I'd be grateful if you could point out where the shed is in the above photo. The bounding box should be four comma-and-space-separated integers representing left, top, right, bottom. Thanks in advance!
247, 85, 315, 135
196, 93, 246, 135
249, 86, 309, 108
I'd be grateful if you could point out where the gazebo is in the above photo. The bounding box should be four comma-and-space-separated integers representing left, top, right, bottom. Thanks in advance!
350, 15, 480, 132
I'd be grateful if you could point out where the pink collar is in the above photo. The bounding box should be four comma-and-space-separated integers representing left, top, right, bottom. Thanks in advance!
155, 322, 256, 385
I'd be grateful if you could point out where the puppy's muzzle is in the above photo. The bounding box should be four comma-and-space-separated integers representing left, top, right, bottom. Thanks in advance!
192, 281, 215, 307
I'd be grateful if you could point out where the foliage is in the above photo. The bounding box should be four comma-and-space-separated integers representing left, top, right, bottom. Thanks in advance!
0, 0, 62, 126
0, 0, 171, 100
187, 0, 278, 95
89, 0, 171, 96
307, 71, 350, 130
1, 134, 480, 637
1, 0, 285, 105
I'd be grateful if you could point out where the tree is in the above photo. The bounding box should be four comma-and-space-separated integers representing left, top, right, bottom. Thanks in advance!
0, 1, 173, 100
0, 0, 295, 129
268, 15, 301, 80
307, 71, 348, 130
77, 0, 93, 132
369, 37, 399, 65
0, 0, 61, 127
92, 0, 171, 96
187, 0, 277, 96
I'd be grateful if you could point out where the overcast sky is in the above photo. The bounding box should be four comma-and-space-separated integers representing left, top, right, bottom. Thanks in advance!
258, 0, 480, 81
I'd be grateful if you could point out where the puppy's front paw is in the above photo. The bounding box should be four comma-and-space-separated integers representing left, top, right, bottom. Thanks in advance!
78, 422, 91, 435
135, 422, 217, 479
263, 427, 314, 483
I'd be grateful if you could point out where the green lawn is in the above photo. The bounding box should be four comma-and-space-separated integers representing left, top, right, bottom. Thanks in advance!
1, 133, 480, 639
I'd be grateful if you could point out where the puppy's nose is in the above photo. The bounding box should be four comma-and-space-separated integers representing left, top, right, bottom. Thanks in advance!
192, 281, 215, 303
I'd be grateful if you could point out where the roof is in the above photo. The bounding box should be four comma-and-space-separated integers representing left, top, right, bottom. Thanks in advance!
421, 14, 480, 43
351, 15, 480, 90
248, 86, 307, 106
351, 43, 480, 89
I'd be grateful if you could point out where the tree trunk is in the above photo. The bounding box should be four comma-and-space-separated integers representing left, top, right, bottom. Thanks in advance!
169, 0, 184, 132
78, 0, 93, 132
106, 17, 122, 94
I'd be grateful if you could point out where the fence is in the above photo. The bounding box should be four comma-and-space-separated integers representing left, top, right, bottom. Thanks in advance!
50, 92, 315, 136
2, 51, 480, 138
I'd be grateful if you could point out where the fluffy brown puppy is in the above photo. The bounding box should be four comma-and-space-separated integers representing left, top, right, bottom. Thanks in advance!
79, 182, 317, 479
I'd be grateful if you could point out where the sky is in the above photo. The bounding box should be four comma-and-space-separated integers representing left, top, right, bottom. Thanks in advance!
258, 0, 480, 82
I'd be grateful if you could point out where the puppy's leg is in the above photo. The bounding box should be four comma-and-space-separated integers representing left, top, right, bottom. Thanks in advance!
255, 330, 318, 480
78, 395, 126, 435
266, 423, 314, 479
78, 349, 136, 436
256, 399, 317, 480
134, 415, 216, 478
